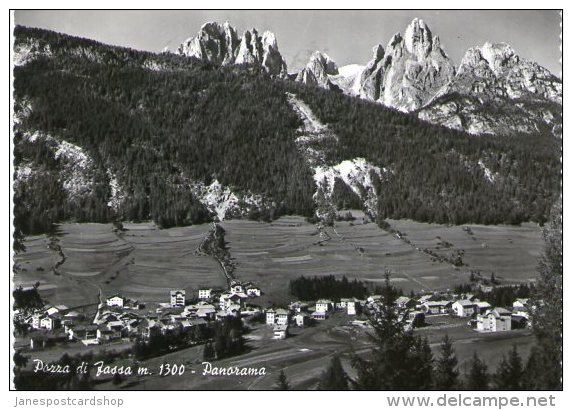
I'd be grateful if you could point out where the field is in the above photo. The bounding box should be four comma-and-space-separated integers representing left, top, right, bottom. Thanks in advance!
13, 214, 543, 309
14, 222, 226, 308
222, 212, 543, 305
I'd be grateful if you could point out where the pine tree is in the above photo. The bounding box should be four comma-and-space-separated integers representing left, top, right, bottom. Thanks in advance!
466, 352, 489, 390
529, 200, 562, 389
13, 351, 28, 369
275, 370, 290, 390
433, 334, 460, 390
352, 270, 433, 390
319, 355, 349, 390
409, 337, 434, 389
493, 345, 524, 390
522, 347, 544, 390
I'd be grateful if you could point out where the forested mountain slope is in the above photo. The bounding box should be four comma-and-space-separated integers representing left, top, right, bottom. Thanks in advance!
12, 26, 561, 236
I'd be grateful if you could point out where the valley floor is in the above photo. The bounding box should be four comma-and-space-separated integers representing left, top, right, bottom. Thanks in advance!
12, 214, 542, 390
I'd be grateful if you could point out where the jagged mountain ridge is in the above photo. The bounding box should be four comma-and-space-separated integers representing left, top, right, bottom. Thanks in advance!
418, 42, 562, 136
178, 21, 288, 78
358, 18, 456, 112
291, 18, 561, 136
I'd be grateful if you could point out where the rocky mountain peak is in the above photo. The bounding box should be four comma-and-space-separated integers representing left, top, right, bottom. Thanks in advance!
359, 18, 455, 111
235, 28, 263, 65
295, 51, 340, 89
403, 18, 433, 58
260, 31, 288, 77
235, 28, 288, 77
371, 44, 385, 62
459, 42, 519, 76
178, 21, 240, 66
178, 22, 287, 77
453, 42, 561, 103
419, 41, 562, 136
310, 51, 339, 75
480, 42, 518, 70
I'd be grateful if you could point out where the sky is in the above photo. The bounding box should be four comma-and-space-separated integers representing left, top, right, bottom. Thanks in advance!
14, 10, 562, 75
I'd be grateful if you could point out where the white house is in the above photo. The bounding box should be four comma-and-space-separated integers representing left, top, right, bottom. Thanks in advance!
30, 312, 43, 329
40, 314, 61, 330
230, 282, 244, 294
475, 301, 492, 314
170, 290, 186, 307
294, 313, 309, 327
347, 300, 358, 316
106, 294, 125, 308
421, 301, 451, 315
273, 324, 288, 339
275, 308, 290, 325
246, 285, 261, 297
476, 308, 512, 332
315, 299, 332, 313
367, 295, 382, 304
312, 311, 327, 321
46, 305, 69, 316
195, 303, 216, 318
266, 309, 276, 325
69, 324, 99, 345
418, 294, 434, 304
395, 296, 416, 309
219, 293, 243, 310
198, 289, 212, 299
452, 300, 476, 317
97, 327, 121, 342
289, 301, 309, 313
513, 298, 530, 309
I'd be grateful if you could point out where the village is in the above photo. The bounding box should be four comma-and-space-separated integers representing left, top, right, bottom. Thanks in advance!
14, 277, 535, 356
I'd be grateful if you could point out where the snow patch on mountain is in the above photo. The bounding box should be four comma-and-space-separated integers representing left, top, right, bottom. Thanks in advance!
287, 93, 329, 134
286, 92, 337, 166
286, 92, 386, 217
190, 179, 265, 221
477, 160, 496, 183
328, 64, 365, 96
18, 131, 95, 200
52, 140, 95, 198
14, 164, 34, 186
143, 60, 165, 71
13, 39, 52, 66
314, 159, 385, 215
106, 170, 127, 210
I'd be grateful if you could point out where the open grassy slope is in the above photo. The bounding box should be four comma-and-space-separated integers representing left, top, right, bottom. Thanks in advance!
14, 215, 542, 308
14, 222, 226, 307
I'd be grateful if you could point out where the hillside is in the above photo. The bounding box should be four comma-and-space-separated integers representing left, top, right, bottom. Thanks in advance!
12, 26, 561, 237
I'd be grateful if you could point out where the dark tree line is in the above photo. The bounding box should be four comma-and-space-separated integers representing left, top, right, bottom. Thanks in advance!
526, 200, 562, 389
453, 283, 534, 307
13, 283, 43, 313
289, 275, 367, 301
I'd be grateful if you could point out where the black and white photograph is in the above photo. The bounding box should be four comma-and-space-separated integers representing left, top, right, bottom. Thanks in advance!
9, 8, 563, 395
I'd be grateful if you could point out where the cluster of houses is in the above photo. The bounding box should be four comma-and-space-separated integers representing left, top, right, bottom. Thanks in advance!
17, 278, 535, 351
405, 293, 533, 332
19, 280, 263, 349
262, 294, 429, 338
261, 292, 535, 338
